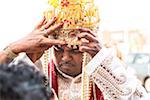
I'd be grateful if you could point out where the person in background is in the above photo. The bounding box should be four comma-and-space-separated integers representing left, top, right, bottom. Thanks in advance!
0, 61, 52, 100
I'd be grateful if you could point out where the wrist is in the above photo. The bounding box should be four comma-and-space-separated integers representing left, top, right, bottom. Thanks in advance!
3, 46, 18, 59
8, 42, 24, 54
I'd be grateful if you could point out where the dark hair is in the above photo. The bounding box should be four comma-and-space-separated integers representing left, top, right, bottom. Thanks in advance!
0, 61, 51, 100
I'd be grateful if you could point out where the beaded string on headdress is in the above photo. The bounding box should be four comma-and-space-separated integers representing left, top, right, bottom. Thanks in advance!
43, 0, 100, 99
81, 52, 93, 100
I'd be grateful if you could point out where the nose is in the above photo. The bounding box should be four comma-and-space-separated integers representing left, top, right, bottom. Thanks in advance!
62, 50, 72, 62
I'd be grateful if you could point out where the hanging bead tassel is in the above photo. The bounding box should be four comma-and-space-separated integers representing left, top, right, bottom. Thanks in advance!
43, 50, 49, 78
81, 52, 92, 100
42, 49, 52, 90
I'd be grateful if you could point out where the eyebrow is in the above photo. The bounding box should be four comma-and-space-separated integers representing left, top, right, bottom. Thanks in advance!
54, 45, 63, 50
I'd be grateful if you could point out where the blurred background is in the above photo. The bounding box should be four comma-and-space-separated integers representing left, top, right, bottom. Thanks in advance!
98, 0, 150, 93
0, 0, 150, 93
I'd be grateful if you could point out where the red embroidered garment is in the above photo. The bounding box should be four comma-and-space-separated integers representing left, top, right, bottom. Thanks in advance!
48, 60, 104, 100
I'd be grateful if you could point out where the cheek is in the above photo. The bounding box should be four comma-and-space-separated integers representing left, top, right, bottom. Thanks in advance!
73, 55, 83, 66
53, 52, 62, 65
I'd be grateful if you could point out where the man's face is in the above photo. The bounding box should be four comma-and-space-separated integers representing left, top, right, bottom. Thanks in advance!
53, 45, 83, 77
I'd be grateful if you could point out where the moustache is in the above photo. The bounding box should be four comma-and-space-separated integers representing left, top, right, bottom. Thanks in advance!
59, 61, 75, 67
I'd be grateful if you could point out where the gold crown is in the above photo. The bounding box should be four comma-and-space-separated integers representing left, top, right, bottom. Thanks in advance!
44, 0, 100, 46
44, 0, 100, 29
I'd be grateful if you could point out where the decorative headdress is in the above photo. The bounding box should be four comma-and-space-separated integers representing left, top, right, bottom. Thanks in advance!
43, 0, 100, 99
44, 0, 100, 46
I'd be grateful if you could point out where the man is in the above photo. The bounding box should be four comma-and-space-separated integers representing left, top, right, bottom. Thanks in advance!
43, 0, 148, 99
1, 24, 147, 99
1, 0, 148, 100
47, 30, 148, 100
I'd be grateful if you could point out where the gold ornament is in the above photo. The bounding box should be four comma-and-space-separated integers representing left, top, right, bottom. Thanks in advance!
81, 52, 93, 100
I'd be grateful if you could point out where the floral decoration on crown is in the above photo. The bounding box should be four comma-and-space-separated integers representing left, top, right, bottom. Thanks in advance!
44, 0, 100, 46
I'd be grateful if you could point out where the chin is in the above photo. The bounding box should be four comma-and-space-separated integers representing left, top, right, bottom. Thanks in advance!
61, 66, 71, 72
60, 67, 73, 76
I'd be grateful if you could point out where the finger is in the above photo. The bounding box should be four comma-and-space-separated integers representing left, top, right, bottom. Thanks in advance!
35, 16, 46, 29
80, 42, 101, 50
76, 27, 96, 37
79, 45, 99, 57
77, 32, 99, 43
46, 22, 64, 35
79, 45, 96, 52
42, 38, 66, 47
40, 17, 57, 30
43, 19, 48, 25
39, 46, 50, 51
80, 38, 89, 44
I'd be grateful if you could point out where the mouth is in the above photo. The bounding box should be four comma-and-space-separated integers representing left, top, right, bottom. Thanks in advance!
59, 62, 75, 68
61, 64, 73, 67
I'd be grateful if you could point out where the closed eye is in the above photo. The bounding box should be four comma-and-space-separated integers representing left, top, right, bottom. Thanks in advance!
54, 45, 63, 52
70, 49, 81, 53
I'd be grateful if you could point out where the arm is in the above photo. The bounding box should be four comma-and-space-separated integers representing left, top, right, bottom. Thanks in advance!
78, 28, 148, 100
0, 50, 14, 64
0, 17, 65, 64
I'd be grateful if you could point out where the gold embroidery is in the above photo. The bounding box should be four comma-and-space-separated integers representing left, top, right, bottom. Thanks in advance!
92, 55, 132, 99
